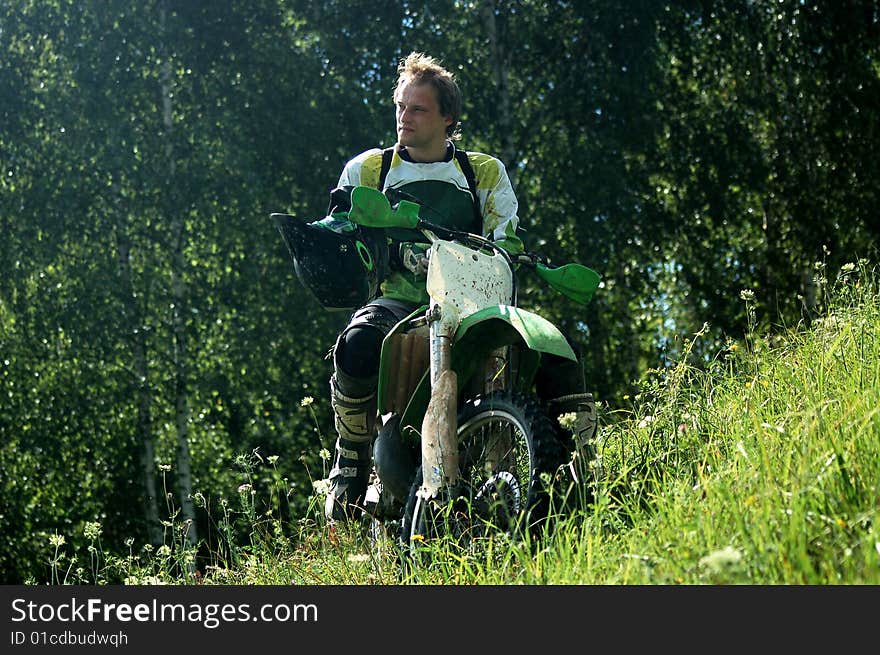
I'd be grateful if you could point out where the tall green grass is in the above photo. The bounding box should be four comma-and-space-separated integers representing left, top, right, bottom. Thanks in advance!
44, 262, 880, 585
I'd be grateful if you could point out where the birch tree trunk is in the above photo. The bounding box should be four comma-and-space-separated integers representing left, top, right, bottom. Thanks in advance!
160, 2, 197, 552
480, 0, 517, 184
115, 230, 162, 546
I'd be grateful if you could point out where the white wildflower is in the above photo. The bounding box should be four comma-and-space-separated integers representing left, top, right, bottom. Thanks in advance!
83, 521, 102, 541
558, 412, 578, 431
312, 479, 330, 497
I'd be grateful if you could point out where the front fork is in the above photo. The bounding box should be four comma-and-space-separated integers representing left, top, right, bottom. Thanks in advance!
419, 305, 460, 499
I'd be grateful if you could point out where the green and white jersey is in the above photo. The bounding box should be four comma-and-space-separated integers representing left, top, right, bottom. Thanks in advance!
337, 142, 524, 304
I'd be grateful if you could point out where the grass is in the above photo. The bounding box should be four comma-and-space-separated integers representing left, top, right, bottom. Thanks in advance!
43, 261, 880, 585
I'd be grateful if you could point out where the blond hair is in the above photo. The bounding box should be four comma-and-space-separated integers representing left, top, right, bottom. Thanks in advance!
395, 52, 462, 140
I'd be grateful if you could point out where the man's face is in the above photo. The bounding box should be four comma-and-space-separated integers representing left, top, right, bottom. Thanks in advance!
395, 81, 452, 154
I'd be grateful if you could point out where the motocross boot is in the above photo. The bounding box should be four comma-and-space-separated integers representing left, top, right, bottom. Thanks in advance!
548, 393, 600, 484
325, 376, 377, 522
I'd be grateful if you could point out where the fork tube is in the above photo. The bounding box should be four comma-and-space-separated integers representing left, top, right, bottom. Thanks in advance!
429, 311, 452, 383
429, 328, 452, 384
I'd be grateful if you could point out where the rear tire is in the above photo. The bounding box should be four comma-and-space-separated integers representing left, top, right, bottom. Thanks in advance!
401, 391, 565, 549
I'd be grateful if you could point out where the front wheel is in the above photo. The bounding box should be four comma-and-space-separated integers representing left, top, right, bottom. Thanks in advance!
401, 391, 565, 548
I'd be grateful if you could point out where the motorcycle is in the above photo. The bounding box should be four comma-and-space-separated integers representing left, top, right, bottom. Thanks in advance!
273, 185, 600, 551
337, 186, 602, 548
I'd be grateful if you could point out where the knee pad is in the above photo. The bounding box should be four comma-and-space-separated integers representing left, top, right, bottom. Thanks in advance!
333, 303, 404, 382
335, 325, 385, 380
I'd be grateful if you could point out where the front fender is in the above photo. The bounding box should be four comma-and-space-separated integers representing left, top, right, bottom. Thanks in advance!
455, 305, 577, 361
393, 304, 577, 445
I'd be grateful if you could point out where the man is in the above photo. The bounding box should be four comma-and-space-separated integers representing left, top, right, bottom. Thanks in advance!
323, 52, 577, 522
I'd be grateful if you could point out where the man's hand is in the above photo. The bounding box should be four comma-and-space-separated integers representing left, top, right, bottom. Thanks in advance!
400, 243, 430, 279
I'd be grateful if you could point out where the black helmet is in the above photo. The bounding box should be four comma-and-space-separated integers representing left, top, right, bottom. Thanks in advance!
272, 212, 389, 311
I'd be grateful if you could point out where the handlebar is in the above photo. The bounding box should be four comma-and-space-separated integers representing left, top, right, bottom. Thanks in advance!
348, 184, 599, 306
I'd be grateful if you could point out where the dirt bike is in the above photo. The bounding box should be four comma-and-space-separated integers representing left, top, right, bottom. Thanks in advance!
339, 186, 602, 549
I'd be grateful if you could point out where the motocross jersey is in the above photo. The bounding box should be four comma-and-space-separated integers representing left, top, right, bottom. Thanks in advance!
336, 141, 524, 304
